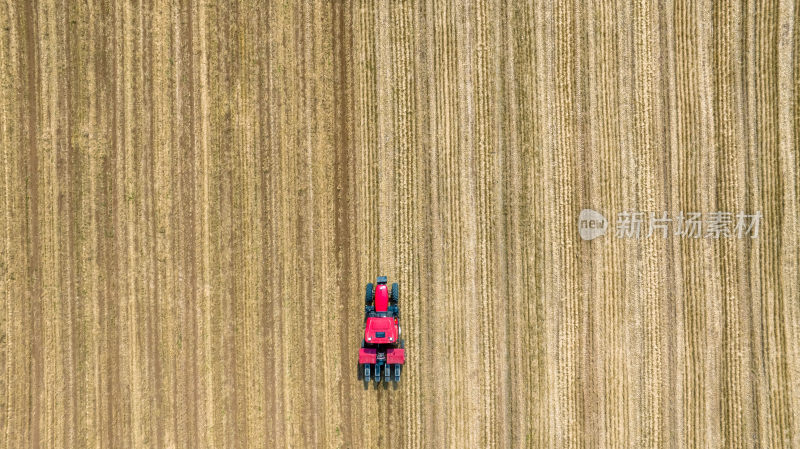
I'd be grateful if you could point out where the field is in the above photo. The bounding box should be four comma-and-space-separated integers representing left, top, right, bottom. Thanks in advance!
1, 0, 799, 448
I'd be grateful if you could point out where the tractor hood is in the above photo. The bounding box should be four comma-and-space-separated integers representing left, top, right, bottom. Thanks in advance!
364, 317, 398, 344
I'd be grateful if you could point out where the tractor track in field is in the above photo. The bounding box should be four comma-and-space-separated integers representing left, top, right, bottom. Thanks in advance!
2, 1, 800, 448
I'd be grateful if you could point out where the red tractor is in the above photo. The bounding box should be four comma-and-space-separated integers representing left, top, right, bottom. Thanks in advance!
358, 276, 405, 384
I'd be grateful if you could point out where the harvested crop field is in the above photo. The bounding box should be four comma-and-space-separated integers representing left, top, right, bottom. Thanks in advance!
1, 0, 799, 448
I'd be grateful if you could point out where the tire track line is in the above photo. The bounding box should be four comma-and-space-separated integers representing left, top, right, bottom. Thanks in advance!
550, 1, 584, 446
472, 0, 500, 446
632, 0, 667, 446
534, 4, 559, 444
297, 4, 321, 445
753, 0, 793, 445
275, 1, 303, 441
388, 2, 421, 447
619, 1, 641, 446
135, 2, 156, 445
508, 0, 534, 430
38, 1, 69, 445
122, 1, 147, 444
672, 1, 707, 446
416, 1, 448, 445
104, 2, 125, 444
332, 1, 355, 447
276, 6, 293, 443
513, 1, 548, 445
177, 1, 201, 445
164, 2, 182, 444
792, 0, 800, 439
711, 2, 750, 445
412, 1, 440, 444
775, 2, 799, 447
695, 1, 722, 446
373, 1, 393, 445
116, 2, 137, 442
53, 2, 81, 444
587, 0, 626, 446
208, 5, 228, 446
352, 1, 379, 446
254, 2, 281, 447
213, 10, 237, 437
428, 0, 464, 445
436, 0, 459, 444
168, 2, 187, 443
20, 0, 43, 446
615, 1, 643, 443
136, 1, 158, 443
512, 0, 529, 445
0, 3, 17, 445
41, 1, 63, 441
232, 6, 254, 445
1, 4, 33, 447
743, 1, 769, 445
306, 5, 333, 446
149, 2, 174, 445
496, 1, 521, 443
84, 4, 104, 446
453, 2, 483, 447
236, 7, 268, 447
195, 0, 215, 445
1, 4, 19, 447
493, 2, 513, 447
662, 2, 688, 448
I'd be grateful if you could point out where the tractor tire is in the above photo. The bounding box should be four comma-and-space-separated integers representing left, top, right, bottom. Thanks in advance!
365, 283, 374, 305
391, 282, 399, 303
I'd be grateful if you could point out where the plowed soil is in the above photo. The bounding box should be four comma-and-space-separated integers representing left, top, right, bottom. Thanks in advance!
2, 1, 799, 448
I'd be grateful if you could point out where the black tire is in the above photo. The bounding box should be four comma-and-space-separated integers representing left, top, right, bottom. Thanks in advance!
357, 363, 363, 380
400, 339, 404, 349
365, 283, 374, 305
391, 282, 399, 303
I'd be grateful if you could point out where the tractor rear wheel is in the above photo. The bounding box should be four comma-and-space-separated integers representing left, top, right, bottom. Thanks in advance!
365, 283, 374, 305
391, 282, 399, 303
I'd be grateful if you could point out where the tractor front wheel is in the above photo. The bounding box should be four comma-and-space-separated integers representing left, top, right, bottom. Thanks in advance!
391, 282, 399, 303
365, 283, 374, 305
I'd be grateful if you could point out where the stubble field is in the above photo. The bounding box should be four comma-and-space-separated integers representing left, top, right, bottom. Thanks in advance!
1, 0, 799, 448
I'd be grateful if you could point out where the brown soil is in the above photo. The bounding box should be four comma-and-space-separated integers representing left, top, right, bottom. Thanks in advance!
1, 1, 798, 448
